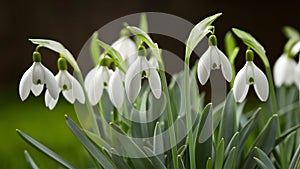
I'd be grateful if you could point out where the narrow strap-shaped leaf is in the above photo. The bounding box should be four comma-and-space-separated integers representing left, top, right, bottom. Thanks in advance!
16, 129, 76, 169
153, 122, 164, 163
90, 32, 101, 65
223, 147, 237, 169
254, 147, 276, 169
215, 138, 225, 169
288, 143, 300, 169
96, 39, 123, 64
84, 129, 112, 151
177, 155, 186, 169
144, 147, 167, 169
275, 124, 300, 145
206, 157, 212, 169
24, 150, 39, 169
224, 132, 239, 158
65, 116, 117, 169
218, 90, 237, 147
253, 157, 269, 169
110, 149, 131, 169
185, 13, 222, 59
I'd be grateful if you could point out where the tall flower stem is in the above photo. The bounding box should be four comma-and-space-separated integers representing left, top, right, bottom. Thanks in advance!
184, 54, 196, 169
157, 60, 179, 169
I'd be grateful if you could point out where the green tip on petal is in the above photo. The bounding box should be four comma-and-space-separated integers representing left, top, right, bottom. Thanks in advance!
32, 51, 42, 62
57, 57, 68, 70
208, 35, 217, 46
138, 45, 147, 56
246, 49, 254, 61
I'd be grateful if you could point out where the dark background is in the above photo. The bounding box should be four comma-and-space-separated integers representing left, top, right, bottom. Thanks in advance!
1, 0, 299, 167
1, 0, 300, 90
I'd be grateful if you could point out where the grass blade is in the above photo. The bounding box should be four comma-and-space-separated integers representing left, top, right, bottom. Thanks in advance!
24, 150, 39, 169
288, 143, 300, 169
254, 147, 276, 169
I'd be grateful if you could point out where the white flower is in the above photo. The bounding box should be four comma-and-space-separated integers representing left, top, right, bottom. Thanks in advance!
233, 61, 269, 103
294, 62, 300, 88
19, 62, 59, 101
108, 68, 125, 108
112, 37, 137, 65
45, 70, 85, 110
125, 56, 161, 103
273, 54, 297, 87
197, 35, 232, 85
84, 66, 112, 105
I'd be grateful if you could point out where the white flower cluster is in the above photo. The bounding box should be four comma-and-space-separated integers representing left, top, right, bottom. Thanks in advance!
19, 36, 162, 109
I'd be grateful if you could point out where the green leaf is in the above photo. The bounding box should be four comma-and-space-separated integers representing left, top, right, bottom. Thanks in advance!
218, 90, 237, 147
177, 155, 186, 169
253, 157, 269, 169
283, 26, 300, 40
225, 31, 237, 57
29, 39, 80, 72
288, 143, 300, 169
275, 124, 300, 146
153, 122, 164, 164
225, 132, 239, 157
206, 157, 212, 169
232, 28, 269, 67
242, 115, 278, 169
84, 129, 112, 151
223, 147, 237, 169
111, 149, 131, 169
143, 147, 167, 169
254, 147, 276, 169
215, 138, 225, 169
185, 13, 222, 58
195, 103, 213, 168
139, 13, 148, 33
96, 39, 123, 64
90, 32, 101, 65
16, 129, 76, 169
66, 116, 117, 169
24, 150, 39, 169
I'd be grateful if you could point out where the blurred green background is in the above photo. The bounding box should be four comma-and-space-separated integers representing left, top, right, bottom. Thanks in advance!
2, 0, 300, 168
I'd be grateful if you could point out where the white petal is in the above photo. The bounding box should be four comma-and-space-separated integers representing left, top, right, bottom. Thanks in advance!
19, 65, 34, 101
62, 90, 76, 103
148, 69, 162, 99
233, 65, 249, 103
112, 37, 137, 64
45, 90, 59, 110
125, 57, 142, 103
216, 47, 232, 82
66, 71, 85, 104
295, 64, 300, 84
31, 84, 43, 96
84, 67, 97, 91
108, 69, 124, 108
252, 63, 269, 101
197, 48, 211, 85
57, 71, 72, 89
89, 68, 104, 105
32, 62, 45, 84
273, 55, 296, 87
149, 57, 159, 68
43, 65, 59, 100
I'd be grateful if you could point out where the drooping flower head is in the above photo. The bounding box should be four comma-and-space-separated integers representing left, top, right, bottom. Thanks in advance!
125, 45, 162, 103
233, 49, 269, 103
45, 57, 85, 110
273, 54, 297, 87
19, 51, 59, 101
197, 35, 232, 85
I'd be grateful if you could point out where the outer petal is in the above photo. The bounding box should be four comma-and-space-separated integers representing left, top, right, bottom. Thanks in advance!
19, 64, 33, 101
125, 57, 142, 103
45, 90, 59, 110
42, 65, 59, 100
216, 47, 232, 82
253, 63, 269, 101
274, 55, 297, 87
233, 65, 249, 103
148, 69, 162, 99
84, 67, 97, 91
66, 71, 85, 104
108, 69, 124, 108
197, 47, 212, 85
31, 84, 44, 96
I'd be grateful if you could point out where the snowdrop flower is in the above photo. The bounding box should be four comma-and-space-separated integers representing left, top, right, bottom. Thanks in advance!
125, 46, 161, 103
45, 58, 85, 110
19, 51, 59, 101
273, 54, 297, 87
112, 33, 137, 65
295, 61, 300, 88
233, 49, 269, 103
84, 58, 113, 106
197, 35, 232, 85
108, 68, 125, 108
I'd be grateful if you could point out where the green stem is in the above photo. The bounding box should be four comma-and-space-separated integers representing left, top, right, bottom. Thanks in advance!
265, 66, 287, 169
184, 55, 196, 169
157, 61, 179, 169
76, 71, 100, 136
